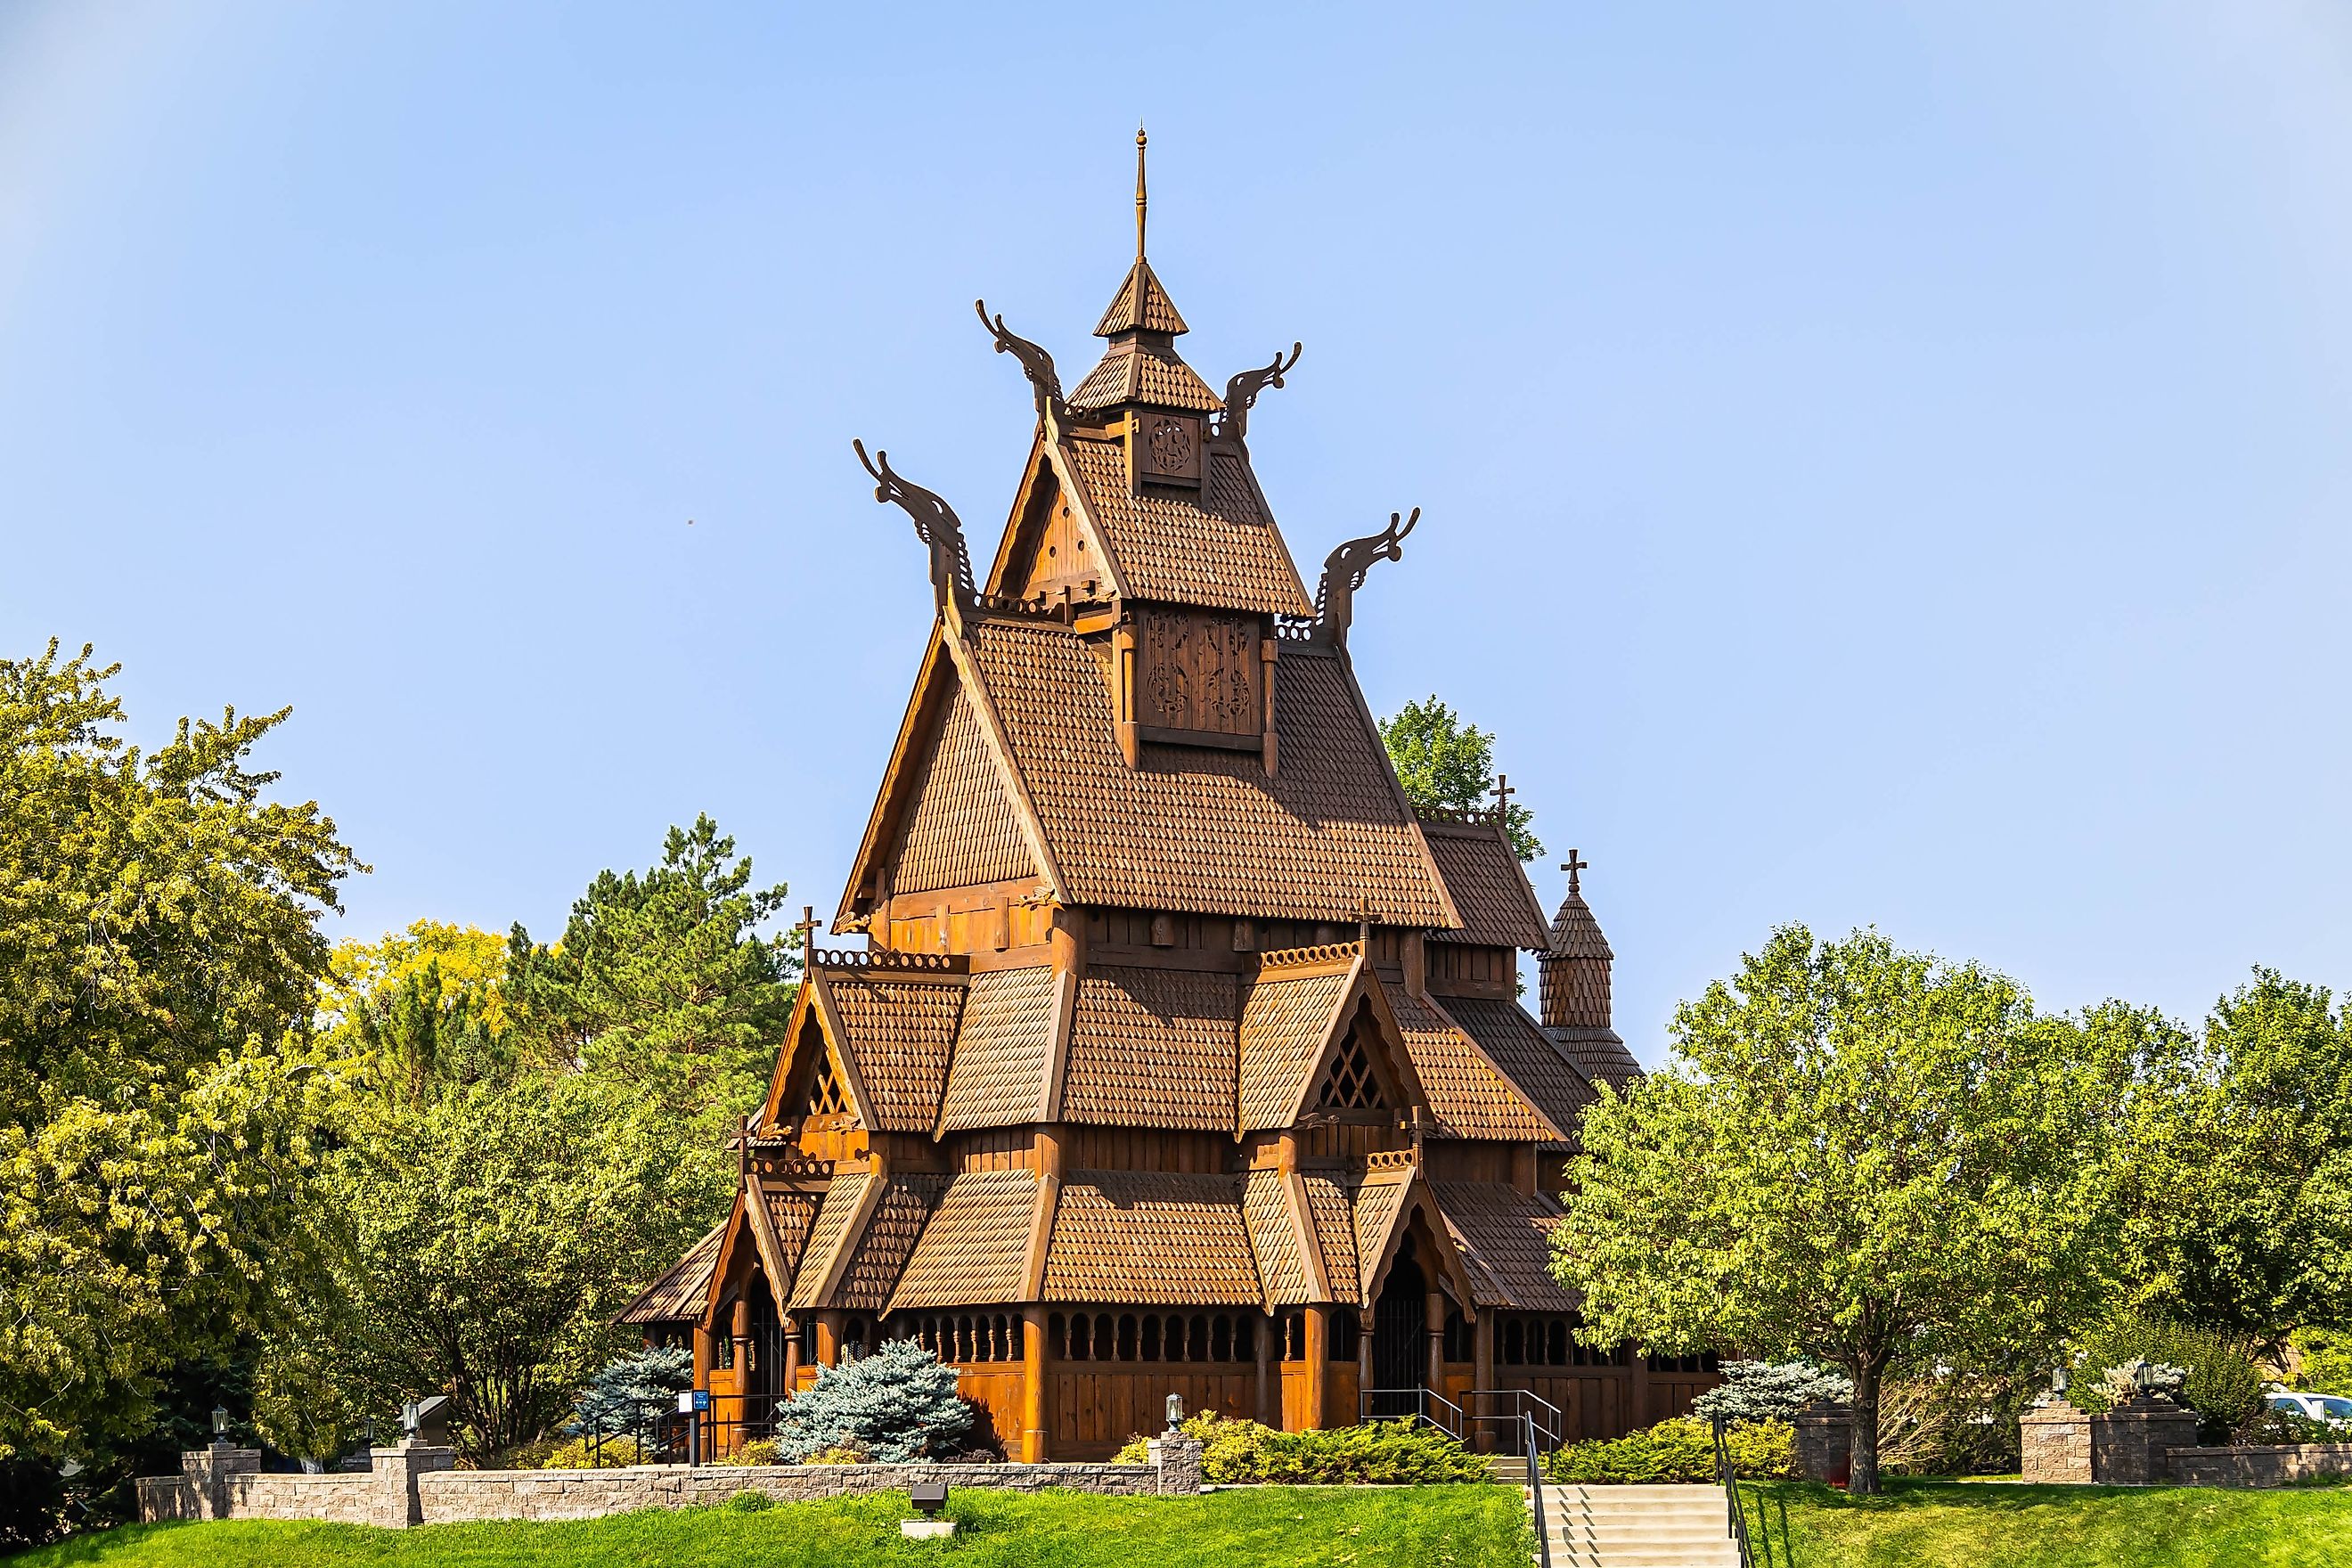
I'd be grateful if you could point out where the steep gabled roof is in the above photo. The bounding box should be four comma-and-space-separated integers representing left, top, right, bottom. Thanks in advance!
1092, 257, 1189, 336
889, 1168, 1039, 1311
1059, 965, 1238, 1130
1378, 971, 1561, 1142
1059, 437, 1313, 617
1548, 1027, 1643, 1095
960, 617, 1456, 926
617, 1222, 725, 1325
1041, 1172, 1263, 1305
1420, 817, 1551, 950
1241, 1168, 1312, 1306
819, 971, 963, 1132
1441, 995, 1596, 1140
1237, 961, 1359, 1129
1431, 1181, 1577, 1311
935, 963, 1061, 1132
890, 682, 1041, 895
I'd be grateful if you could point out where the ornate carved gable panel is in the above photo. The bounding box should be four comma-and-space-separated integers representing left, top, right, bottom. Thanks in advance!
1060, 966, 1238, 1130
1061, 437, 1312, 617
1041, 1172, 1262, 1305
1134, 607, 1261, 739
890, 682, 1037, 896
961, 619, 1452, 925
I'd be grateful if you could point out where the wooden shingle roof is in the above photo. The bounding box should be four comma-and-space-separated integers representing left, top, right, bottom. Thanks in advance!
1547, 1026, 1642, 1095
1432, 1181, 1577, 1311
1420, 818, 1552, 950
1092, 257, 1190, 336
890, 682, 1039, 895
1067, 341, 1223, 414
786, 1170, 872, 1311
1441, 995, 1597, 1142
1060, 438, 1313, 617
1379, 973, 1559, 1141
935, 965, 1058, 1132
1350, 1177, 1414, 1310
961, 618, 1454, 926
832, 1172, 946, 1312
821, 972, 962, 1133
1298, 1173, 1359, 1305
889, 1169, 1039, 1311
1061, 966, 1238, 1130
1237, 963, 1356, 1129
617, 1222, 725, 1324
1042, 1172, 1264, 1305
1241, 1169, 1312, 1306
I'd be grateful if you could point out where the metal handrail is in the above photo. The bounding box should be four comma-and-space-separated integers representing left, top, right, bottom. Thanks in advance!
1470, 1388, 1564, 1452
1358, 1385, 1466, 1439
1523, 1410, 1552, 1568
1711, 1415, 1757, 1568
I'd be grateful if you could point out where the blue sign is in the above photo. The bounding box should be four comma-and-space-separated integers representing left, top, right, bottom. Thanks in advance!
692, 1391, 712, 1413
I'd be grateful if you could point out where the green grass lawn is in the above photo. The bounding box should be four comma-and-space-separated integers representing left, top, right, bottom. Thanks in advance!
1751, 1477, 2352, 1567
7, 1486, 1526, 1568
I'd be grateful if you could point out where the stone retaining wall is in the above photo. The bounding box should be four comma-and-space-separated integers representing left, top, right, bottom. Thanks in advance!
2165, 1443, 2352, 1488
139, 1434, 1204, 1529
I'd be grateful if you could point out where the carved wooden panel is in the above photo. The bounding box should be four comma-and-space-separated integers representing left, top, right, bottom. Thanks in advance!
1126, 412, 1203, 487
1134, 608, 1260, 738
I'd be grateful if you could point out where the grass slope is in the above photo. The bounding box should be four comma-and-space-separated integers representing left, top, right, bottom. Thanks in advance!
1752, 1478, 2352, 1568
8, 1486, 1525, 1568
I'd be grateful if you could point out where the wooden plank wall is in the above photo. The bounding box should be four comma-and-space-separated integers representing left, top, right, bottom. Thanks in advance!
1049, 1368, 1256, 1458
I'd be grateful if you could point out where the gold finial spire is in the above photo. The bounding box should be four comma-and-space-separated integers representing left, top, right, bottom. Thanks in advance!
1134, 123, 1148, 258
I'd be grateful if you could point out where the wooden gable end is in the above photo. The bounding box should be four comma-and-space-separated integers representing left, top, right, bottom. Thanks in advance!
763, 972, 870, 1134
984, 439, 1124, 608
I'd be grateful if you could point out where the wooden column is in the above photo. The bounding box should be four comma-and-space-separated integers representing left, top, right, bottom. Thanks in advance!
1425, 1291, 1445, 1397
781, 1316, 802, 1392
1472, 1311, 1496, 1452
1022, 1305, 1050, 1461
1303, 1306, 1329, 1430
1356, 1309, 1375, 1409
1254, 1312, 1273, 1425
814, 1311, 842, 1368
731, 1293, 753, 1384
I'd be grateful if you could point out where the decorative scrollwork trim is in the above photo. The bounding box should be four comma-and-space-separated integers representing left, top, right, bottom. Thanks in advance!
1311, 507, 1419, 648
1215, 342, 1302, 444
853, 440, 976, 613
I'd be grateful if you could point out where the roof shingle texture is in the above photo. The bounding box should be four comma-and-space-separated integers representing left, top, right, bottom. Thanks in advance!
1238, 967, 1353, 1129
1547, 1026, 1643, 1095
1299, 1173, 1359, 1306
1092, 258, 1190, 336
1062, 440, 1312, 617
833, 1172, 947, 1311
889, 1168, 1039, 1311
1421, 821, 1552, 950
1043, 1172, 1264, 1304
756, 1183, 824, 1297
1441, 996, 1597, 1143
1241, 1169, 1311, 1306
617, 1222, 724, 1324
1379, 973, 1557, 1141
1432, 1181, 1577, 1311
935, 965, 1056, 1131
1350, 1179, 1413, 1309
786, 1170, 871, 1311
1067, 343, 1224, 414
890, 682, 1037, 895
1061, 966, 1238, 1129
823, 973, 963, 1132
963, 618, 1452, 926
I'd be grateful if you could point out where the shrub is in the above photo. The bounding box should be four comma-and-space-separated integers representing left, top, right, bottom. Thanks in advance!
769, 1338, 971, 1463
1692, 1361, 1851, 1425
1112, 1412, 1484, 1483
568, 1346, 694, 1440
536, 1433, 648, 1469
721, 1489, 774, 1513
2069, 1312, 2266, 1443
1545, 1417, 1793, 1485
732, 1438, 782, 1466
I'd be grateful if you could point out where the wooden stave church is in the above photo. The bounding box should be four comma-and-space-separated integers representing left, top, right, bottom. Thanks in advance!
620, 146, 1704, 1459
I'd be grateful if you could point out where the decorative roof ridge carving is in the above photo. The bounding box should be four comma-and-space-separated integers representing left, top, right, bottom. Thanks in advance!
1415, 805, 1511, 835
975, 299, 1066, 435
1213, 343, 1301, 446
812, 947, 969, 975
853, 440, 976, 614
1257, 938, 1365, 971
1311, 507, 1418, 649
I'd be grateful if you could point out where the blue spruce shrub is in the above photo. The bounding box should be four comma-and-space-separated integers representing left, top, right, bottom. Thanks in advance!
568, 1345, 694, 1438
771, 1338, 973, 1463
1691, 1360, 1852, 1425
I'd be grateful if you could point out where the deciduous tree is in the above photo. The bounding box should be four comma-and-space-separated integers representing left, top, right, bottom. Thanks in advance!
1377, 696, 1541, 860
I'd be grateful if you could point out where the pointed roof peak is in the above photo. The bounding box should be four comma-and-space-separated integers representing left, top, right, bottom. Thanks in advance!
1093, 256, 1189, 338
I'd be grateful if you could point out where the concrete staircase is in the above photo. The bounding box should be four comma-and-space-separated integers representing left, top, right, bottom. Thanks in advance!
1530, 1484, 1741, 1568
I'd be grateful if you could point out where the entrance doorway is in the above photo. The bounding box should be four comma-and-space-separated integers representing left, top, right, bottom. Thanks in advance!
1371, 1240, 1426, 1393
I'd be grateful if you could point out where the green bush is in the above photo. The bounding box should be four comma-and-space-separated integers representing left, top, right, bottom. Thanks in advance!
1111, 1412, 1486, 1483
2069, 1311, 2266, 1442
732, 1438, 782, 1466
769, 1338, 970, 1463
721, 1489, 774, 1513
535, 1433, 649, 1469
1544, 1417, 1793, 1485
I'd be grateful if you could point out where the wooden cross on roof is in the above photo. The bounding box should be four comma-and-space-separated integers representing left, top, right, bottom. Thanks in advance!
796, 904, 822, 964
1491, 772, 1515, 825
1562, 850, 1588, 894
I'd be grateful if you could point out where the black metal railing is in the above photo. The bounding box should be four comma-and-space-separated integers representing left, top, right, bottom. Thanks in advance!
1523, 1410, 1552, 1568
1358, 1386, 1466, 1439
568, 1410, 691, 1467
1470, 1388, 1564, 1455
1711, 1415, 1758, 1568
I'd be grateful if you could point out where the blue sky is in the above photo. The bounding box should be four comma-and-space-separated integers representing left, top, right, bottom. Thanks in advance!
4, 2, 2349, 1060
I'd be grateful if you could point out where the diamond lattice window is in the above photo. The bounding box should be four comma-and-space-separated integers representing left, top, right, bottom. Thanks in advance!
804, 1049, 848, 1117
1317, 1033, 1384, 1110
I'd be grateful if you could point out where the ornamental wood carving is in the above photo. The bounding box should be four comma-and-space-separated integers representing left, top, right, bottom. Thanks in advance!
1135, 608, 1260, 739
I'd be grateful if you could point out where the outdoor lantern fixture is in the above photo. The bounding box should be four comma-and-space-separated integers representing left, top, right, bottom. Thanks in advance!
2051, 1367, 2068, 1397
211, 1406, 229, 1439
910, 1482, 949, 1518
2131, 1360, 2158, 1398
401, 1401, 419, 1437
1165, 1393, 1184, 1433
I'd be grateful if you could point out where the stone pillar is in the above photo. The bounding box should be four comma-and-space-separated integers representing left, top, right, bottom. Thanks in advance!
2019, 1401, 2094, 1484
1147, 1427, 1205, 1495
2091, 1395, 2201, 1486
1791, 1402, 1853, 1484
370, 1440, 457, 1528
180, 1443, 260, 1520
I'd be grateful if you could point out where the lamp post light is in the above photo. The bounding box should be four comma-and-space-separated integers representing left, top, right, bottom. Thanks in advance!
211, 1406, 229, 1442
1165, 1393, 1184, 1433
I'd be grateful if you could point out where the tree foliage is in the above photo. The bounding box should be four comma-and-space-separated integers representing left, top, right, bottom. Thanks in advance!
1553, 925, 2139, 1494
1377, 696, 1541, 860
568, 1346, 693, 1438
2119, 969, 2352, 1354
1690, 1360, 1852, 1425
769, 1338, 972, 1463
0, 643, 355, 1469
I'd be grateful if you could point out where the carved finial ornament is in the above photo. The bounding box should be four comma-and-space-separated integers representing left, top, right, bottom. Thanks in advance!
1135, 123, 1149, 258
1217, 343, 1302, 445
852, 439, 976, 613
1563, 850, 1588, 895
975, 300, 1066, 431
1312, 506, 1419, 648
